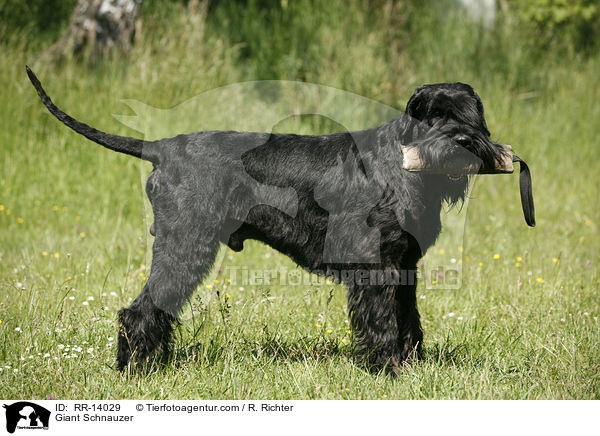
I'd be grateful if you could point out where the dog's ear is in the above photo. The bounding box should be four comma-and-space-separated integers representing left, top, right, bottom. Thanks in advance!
405, 86, 429, 121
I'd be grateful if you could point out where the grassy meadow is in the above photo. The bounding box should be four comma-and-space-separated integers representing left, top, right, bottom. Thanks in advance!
0, 1, 598, 399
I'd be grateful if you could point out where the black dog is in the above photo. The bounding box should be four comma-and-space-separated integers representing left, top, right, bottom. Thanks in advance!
27, 67, 513, 373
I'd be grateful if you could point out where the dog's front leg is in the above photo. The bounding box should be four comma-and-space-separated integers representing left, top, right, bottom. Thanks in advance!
394, 280, 423, 364
347, 276, 422, 374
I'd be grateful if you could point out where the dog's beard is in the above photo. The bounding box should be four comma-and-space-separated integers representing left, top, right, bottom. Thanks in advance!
443, 174, 470, 207
423, 173, 470, 207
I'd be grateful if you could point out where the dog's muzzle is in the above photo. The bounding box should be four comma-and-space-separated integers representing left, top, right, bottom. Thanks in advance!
401, 144, 536, 227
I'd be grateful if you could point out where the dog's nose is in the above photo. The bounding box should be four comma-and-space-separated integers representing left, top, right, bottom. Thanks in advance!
453, 135, 472, 146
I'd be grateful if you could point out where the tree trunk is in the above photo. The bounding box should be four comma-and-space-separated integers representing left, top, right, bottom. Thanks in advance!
49, 0, 140, 60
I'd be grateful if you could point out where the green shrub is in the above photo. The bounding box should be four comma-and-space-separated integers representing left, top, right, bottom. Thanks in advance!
508, 0, 599, 54
0, 0, 76, 40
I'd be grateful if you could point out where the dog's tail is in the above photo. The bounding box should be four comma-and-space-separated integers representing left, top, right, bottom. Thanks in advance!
26, 66, 155, 162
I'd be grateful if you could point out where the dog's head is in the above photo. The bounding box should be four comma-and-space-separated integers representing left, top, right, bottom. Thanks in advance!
400, 82, 512, 204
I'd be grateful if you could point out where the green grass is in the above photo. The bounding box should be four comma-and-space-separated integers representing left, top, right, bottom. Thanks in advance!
0, 2, 598, 399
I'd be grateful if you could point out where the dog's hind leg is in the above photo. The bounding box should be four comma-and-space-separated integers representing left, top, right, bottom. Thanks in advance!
116, 230, 220, 372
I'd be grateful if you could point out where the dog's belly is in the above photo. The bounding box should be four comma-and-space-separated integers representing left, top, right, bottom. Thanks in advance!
226, 204, 428, 274
226, 202, 330, 270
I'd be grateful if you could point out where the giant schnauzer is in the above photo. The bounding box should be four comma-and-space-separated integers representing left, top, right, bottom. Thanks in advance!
27, 67, 533, 374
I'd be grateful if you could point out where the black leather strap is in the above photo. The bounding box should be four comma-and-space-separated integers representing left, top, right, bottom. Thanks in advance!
512, 155, 536, 227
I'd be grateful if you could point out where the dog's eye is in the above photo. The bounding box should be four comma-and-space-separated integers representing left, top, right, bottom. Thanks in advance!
453, 135, 472, 147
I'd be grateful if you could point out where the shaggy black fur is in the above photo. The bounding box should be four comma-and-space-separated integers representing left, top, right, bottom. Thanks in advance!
27, 67, 510, 374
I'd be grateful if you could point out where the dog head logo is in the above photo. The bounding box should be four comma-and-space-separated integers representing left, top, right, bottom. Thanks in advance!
3, 402, 50, 433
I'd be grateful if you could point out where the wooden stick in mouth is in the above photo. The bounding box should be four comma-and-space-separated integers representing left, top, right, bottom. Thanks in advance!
401, 143, 514, 174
